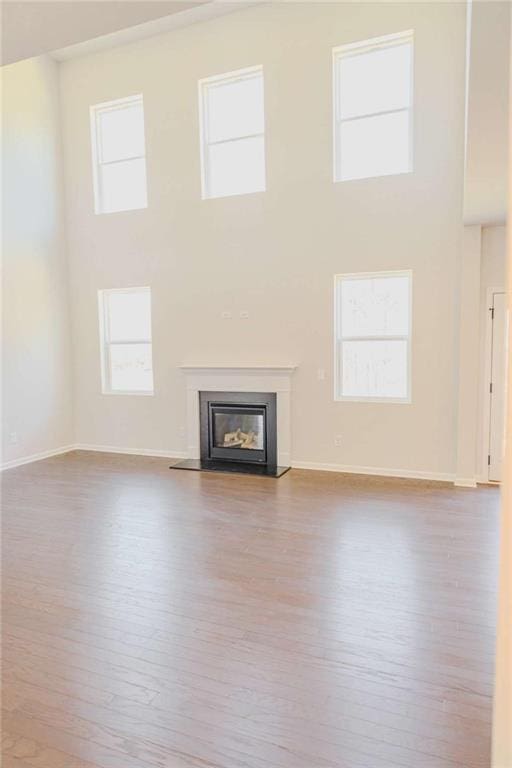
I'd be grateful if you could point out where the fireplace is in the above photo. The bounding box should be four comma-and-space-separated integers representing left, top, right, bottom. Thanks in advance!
172, 390, 290, 477
200, 391, 276, 466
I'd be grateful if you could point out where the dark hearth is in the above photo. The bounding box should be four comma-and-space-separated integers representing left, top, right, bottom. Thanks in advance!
172, 391, 290, 477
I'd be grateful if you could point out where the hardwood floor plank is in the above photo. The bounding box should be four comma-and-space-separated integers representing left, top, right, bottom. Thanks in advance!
1, 714, 164, 768
1, 757, 36, 768
2, 622, 494, 730
2, 729, 100, 768
4, 658, 488, 768
2, 451, 500, 767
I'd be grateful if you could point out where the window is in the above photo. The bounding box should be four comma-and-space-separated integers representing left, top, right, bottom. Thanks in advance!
199, 66, 266, 199
335, 271, 412, 402
90, 95, 148, 214
98, 288, 154, 394
333, 31, 413, 182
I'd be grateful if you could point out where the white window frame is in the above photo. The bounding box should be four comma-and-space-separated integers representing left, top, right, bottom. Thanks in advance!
98, 287, 154, 396
334, 270, 412, 403
333, 30, 414, 183
198, 65, 266, 199
90, 94, 148, 215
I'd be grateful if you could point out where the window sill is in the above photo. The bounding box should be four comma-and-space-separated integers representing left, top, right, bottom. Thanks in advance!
201, 188, 266, 201
95, 204, 148, 216
335, 396, 411, 404
101, 390, 154, 397
333, 168, 413, 184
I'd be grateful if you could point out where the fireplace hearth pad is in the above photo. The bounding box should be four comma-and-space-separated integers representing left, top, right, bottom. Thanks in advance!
170, 458, 290, 477
171, 390, 290, 477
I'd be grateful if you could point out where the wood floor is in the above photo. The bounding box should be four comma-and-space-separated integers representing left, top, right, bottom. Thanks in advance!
1, 451, 500, 768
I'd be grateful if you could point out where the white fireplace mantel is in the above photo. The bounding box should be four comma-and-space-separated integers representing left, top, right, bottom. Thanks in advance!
180, 364, 296, 466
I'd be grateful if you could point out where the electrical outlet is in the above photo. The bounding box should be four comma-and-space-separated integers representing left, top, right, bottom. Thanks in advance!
317, 369, 325, 381
221, 311, 232, 319
334, 435, 342, 447
9, 432, 18, 445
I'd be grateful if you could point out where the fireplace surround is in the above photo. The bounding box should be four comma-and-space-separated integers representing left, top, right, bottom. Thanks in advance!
173, 391, 289, 476
172, 364, 295, 476
172, 362, 296, 474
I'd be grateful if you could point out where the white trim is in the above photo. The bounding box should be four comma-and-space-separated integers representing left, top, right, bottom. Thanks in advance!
332, 30, 414, 183
101, 390, 154, 397
2, 446, 460, 486
51, 4, 252, 62
1, 445, 187, 469
74, 444, 187, 459
291, 460, 454, 484
180, 365, 295, 466
482, 287, 506, 482
180, 364, 296, 374
198, 65, 265, 200
90, 94, 147, 215
338, 106, 408, 126
98, 286, 154, 395
332, 29, 414, 59
335, 395, 412, 404
198, 65, 263, 89
333, 270, 412, 403
454, 477, 478, 488
1, 445, 75, 471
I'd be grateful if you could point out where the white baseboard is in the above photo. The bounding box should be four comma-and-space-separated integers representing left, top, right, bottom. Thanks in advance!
454, 477, 478, 488
2, 444, 187, 471
1, 445, 75, 471
476, 473, 500, 486
74, 443, 187, 460
1, 446, 458, 486
291, 460, 455, 484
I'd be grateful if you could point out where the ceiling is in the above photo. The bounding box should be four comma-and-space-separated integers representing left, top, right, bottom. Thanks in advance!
1, 1, 209, 66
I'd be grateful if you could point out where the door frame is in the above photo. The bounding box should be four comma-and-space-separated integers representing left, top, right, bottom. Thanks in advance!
482, 286, 506, 483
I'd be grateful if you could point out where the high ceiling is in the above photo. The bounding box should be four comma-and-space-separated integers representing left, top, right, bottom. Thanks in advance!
1, 1, 208, 66
2, 0, 509, 225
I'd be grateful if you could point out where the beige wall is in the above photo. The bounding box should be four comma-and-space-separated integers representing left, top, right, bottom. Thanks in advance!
464, 1, 510, 226
476, 225, 508, 481
454, 223, 507, 486
59, 2, 467, 476
1, 56, 73, 467
491, 18, 511, 762
455, 225, 482, 485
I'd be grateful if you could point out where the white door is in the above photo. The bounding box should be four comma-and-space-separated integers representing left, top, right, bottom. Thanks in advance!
488, 292, 508, 482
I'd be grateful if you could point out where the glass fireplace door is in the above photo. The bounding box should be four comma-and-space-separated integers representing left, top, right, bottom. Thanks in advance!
209, 405, 267, 463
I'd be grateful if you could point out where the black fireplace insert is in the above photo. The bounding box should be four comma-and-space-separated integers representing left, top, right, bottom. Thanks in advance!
201, 391, 276, 465
171, 391, 290, 477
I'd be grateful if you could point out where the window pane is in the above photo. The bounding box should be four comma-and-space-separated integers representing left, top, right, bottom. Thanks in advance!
207, 135, 265, 198
342, 339, 408, 398
107, 290, 151, 342
100, 157, 147, 214
206, 73, 264, 143
98, 101, 145, 163
339, 110, 410, 181
337, 42, 412, 120
341, 275, 410, 337
109, 343, 153, 392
